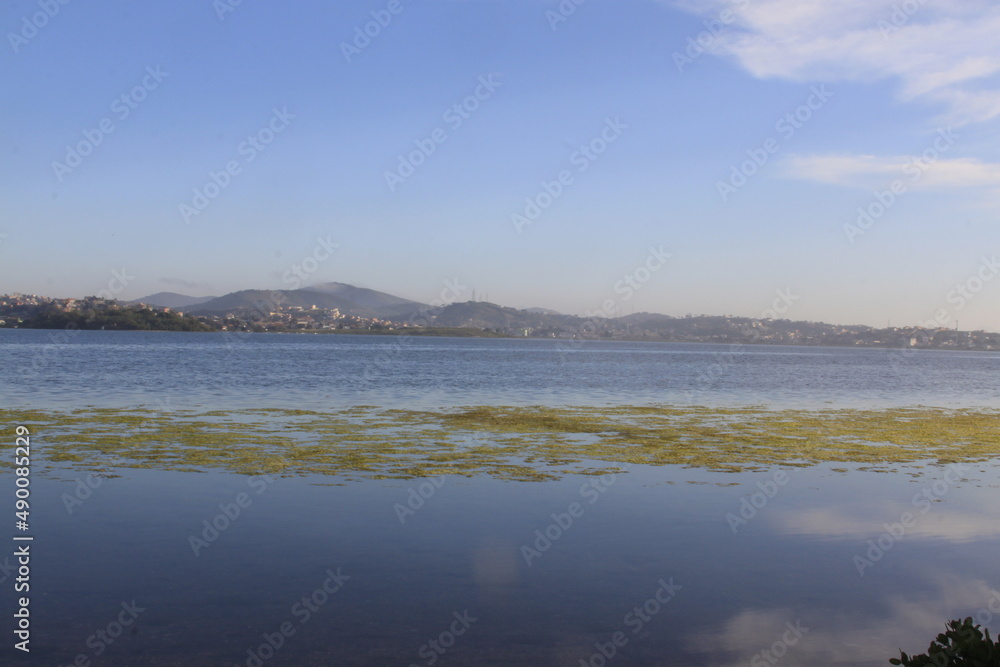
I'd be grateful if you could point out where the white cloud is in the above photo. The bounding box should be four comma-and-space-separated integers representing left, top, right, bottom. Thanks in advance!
783, 153, 1000, 189
689, 574, 1000, 666
672, 0, 1000, 125
776, 503, 1000, 541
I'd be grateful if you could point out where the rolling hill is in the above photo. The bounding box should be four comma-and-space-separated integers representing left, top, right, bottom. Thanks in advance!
183, 282, 428, 319
129, 292, 217, 309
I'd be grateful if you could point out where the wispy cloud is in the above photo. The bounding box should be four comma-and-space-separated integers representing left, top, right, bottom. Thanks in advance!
776, 503, 1000, 541
670, 0, 1000, 125
689, 573, 1000, 666
783, 153, 1000, 189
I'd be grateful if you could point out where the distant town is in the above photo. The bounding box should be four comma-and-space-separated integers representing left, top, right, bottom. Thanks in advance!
2, 285, 999, 351
0, 293, 400, 334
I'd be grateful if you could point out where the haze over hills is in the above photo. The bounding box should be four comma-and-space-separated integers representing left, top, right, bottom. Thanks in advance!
121, 281, 1000, 350
8, 281, 999, 347
298, 282, 426, 313
132, 284, 581, 328
126, 292, 217, 309
431, 301, 579, 330
135, 282, 428, 319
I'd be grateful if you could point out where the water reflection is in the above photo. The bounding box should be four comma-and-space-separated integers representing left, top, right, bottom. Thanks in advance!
698, 572, 1000, 666
11, 459, 999, 665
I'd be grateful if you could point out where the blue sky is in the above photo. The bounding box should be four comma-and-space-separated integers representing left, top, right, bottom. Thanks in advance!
2, 0, 999, 330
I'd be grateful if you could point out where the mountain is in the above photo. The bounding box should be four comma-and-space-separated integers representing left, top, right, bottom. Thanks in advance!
129, 292, 217, 309
185, 282, 427, 319
7, 284, 999, 347
299, 282, 424, 313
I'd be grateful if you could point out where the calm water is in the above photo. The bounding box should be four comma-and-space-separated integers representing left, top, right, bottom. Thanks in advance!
3, 329, 1000, 410
1, 330, 999, 666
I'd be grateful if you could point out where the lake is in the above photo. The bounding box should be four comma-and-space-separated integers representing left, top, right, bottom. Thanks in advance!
4, 329, 1000, 411
1, 330, 998, 666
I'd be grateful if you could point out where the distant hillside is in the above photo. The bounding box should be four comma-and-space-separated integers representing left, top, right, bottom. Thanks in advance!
17, 304, 214, 332
426, 304, 942, 348
299, 282, 425, 316
129, 292, 217, 309
4, 286, 999, 348
186, 282, 427, 319
432, 301, 579, 330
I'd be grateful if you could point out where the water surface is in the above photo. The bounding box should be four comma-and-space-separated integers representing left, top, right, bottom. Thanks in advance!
1, 330, 998, 665
3, 329, 1000, 410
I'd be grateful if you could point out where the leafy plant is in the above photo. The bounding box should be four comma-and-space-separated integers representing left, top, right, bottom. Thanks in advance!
891, 618, 1000, 666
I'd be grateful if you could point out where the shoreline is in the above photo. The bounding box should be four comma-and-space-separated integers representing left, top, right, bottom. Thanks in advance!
3, 325, 1000, 352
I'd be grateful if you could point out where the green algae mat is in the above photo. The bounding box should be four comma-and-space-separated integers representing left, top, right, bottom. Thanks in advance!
4, 405, 999, 481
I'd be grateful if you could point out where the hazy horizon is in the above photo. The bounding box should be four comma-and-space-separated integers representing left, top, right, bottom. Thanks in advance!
3, 0, 1000, 332
6, 280, 989, 334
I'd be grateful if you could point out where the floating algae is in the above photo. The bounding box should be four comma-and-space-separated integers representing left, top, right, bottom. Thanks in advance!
3, 405, 999, 482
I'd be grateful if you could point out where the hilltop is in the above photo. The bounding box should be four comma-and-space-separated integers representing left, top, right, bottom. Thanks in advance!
4, 283, 999, 350
126, 292, 217, 309
135, 282, 426, 320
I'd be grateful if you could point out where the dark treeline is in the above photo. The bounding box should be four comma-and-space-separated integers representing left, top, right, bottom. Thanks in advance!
13, 305, 216, 332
